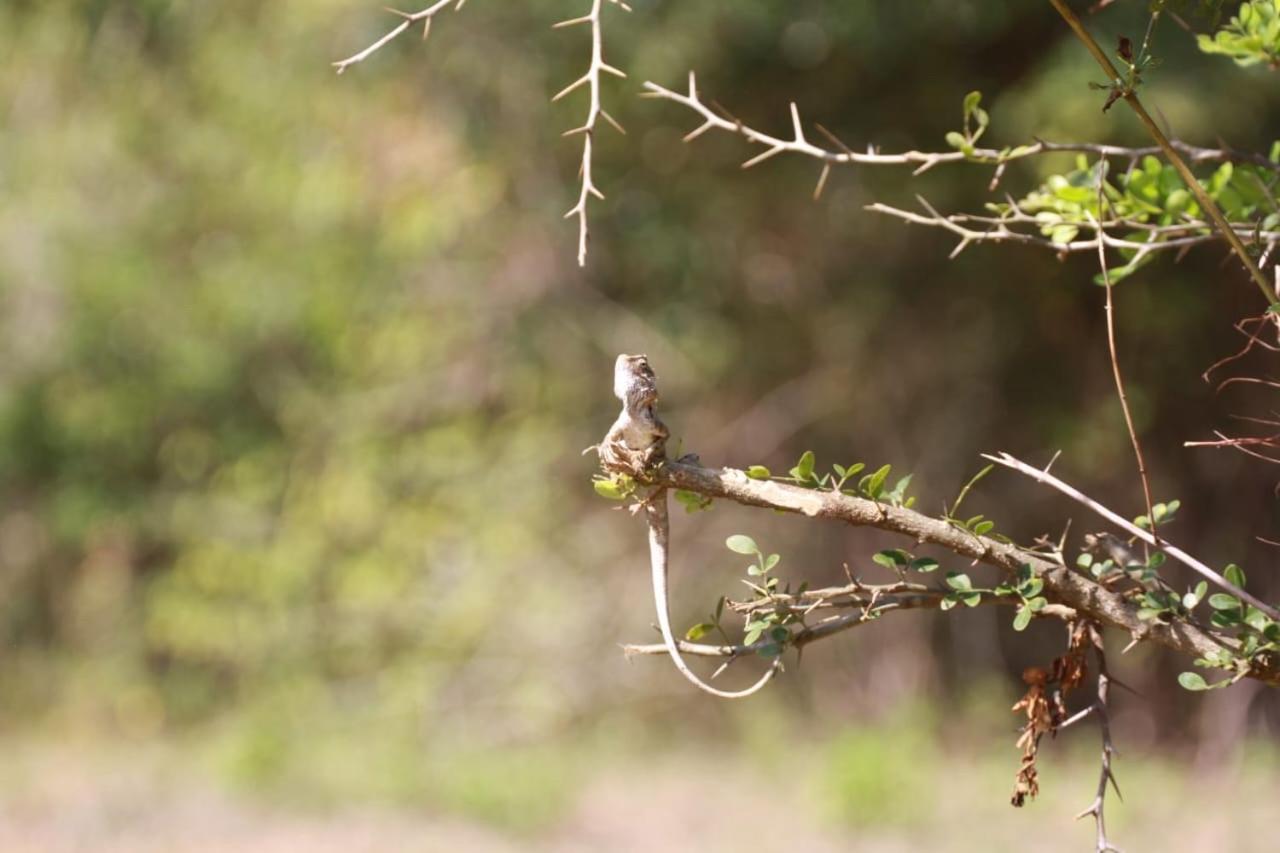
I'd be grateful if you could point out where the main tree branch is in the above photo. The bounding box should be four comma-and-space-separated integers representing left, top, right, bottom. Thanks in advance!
634, 458, 1280, 686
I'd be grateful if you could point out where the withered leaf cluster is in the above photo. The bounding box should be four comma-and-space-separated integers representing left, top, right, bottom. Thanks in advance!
1010, 621, 1092, 807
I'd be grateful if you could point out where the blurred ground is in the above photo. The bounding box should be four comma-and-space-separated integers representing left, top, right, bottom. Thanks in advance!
2, 730, 1277, 853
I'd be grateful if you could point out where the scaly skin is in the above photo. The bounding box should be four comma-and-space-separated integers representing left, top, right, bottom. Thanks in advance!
602, 354, 778, 699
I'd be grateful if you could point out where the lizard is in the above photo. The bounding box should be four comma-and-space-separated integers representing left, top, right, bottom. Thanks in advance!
597, 353, 779, 699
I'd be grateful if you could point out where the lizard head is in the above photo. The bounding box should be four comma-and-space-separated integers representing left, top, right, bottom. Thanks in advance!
614, 353, 656, 401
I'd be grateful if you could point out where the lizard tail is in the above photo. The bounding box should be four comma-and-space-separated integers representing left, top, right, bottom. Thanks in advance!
645, 493, 780, 699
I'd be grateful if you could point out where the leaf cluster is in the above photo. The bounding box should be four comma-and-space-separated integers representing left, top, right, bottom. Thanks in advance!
1198, 0, 1280, 68
747, 451, 916, 508
1179, 564, 1280, 689
991, 154, 1280, 281
684, 535, 800, 658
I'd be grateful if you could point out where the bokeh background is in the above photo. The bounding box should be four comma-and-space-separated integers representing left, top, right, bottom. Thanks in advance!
2, 1, 1279, 850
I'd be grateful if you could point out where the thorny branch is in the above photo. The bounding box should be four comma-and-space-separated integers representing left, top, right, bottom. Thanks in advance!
555, 0, 630, 267
335, 0, 630, 266
642, 73, 1279, 261
1077, 627, 1122, 853
640, 73, 1275, 181
332, 0, 468, 74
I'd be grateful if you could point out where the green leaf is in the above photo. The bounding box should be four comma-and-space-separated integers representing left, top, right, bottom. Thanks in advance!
726, 534, 759, 556
1077, 553, 1094, 569
593, 478, 626, 500
1178, 672, 1209, 692
1211, 609, 1243, 628
1245, 608, 1272, 633
745, 465, 772, 480
1027, 596, 1048, 611
865, 464, 892, 499
1049, 224, 1079, 245
909, 557, 940, 573
883, 474, 914, 504
963, 90, 982, 118
744, 624, 765, 645
939, 594, 959, 611
685, 622, 715, 641
873, 549, 909, 569
675, 489, 712, 513
972, 520, 995, 536
945, 130, 968, 150
1013, 607, 1032, 632
1208, 593, 1241, 610
764, 553, 781, 572
945, 572, 972, 591
789, 450, 816, 482
1224, 563, 1246, 589
961, 592, 982, 608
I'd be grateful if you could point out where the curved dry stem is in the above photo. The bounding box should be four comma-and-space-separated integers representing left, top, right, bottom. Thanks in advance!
1088, 199, 1159, 555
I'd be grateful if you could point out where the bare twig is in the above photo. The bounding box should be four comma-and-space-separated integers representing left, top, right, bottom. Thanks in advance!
982, 451, 1280, 621
333, 0, 469, 74
555, 0, 630, 267
625, 583, 1074, 660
